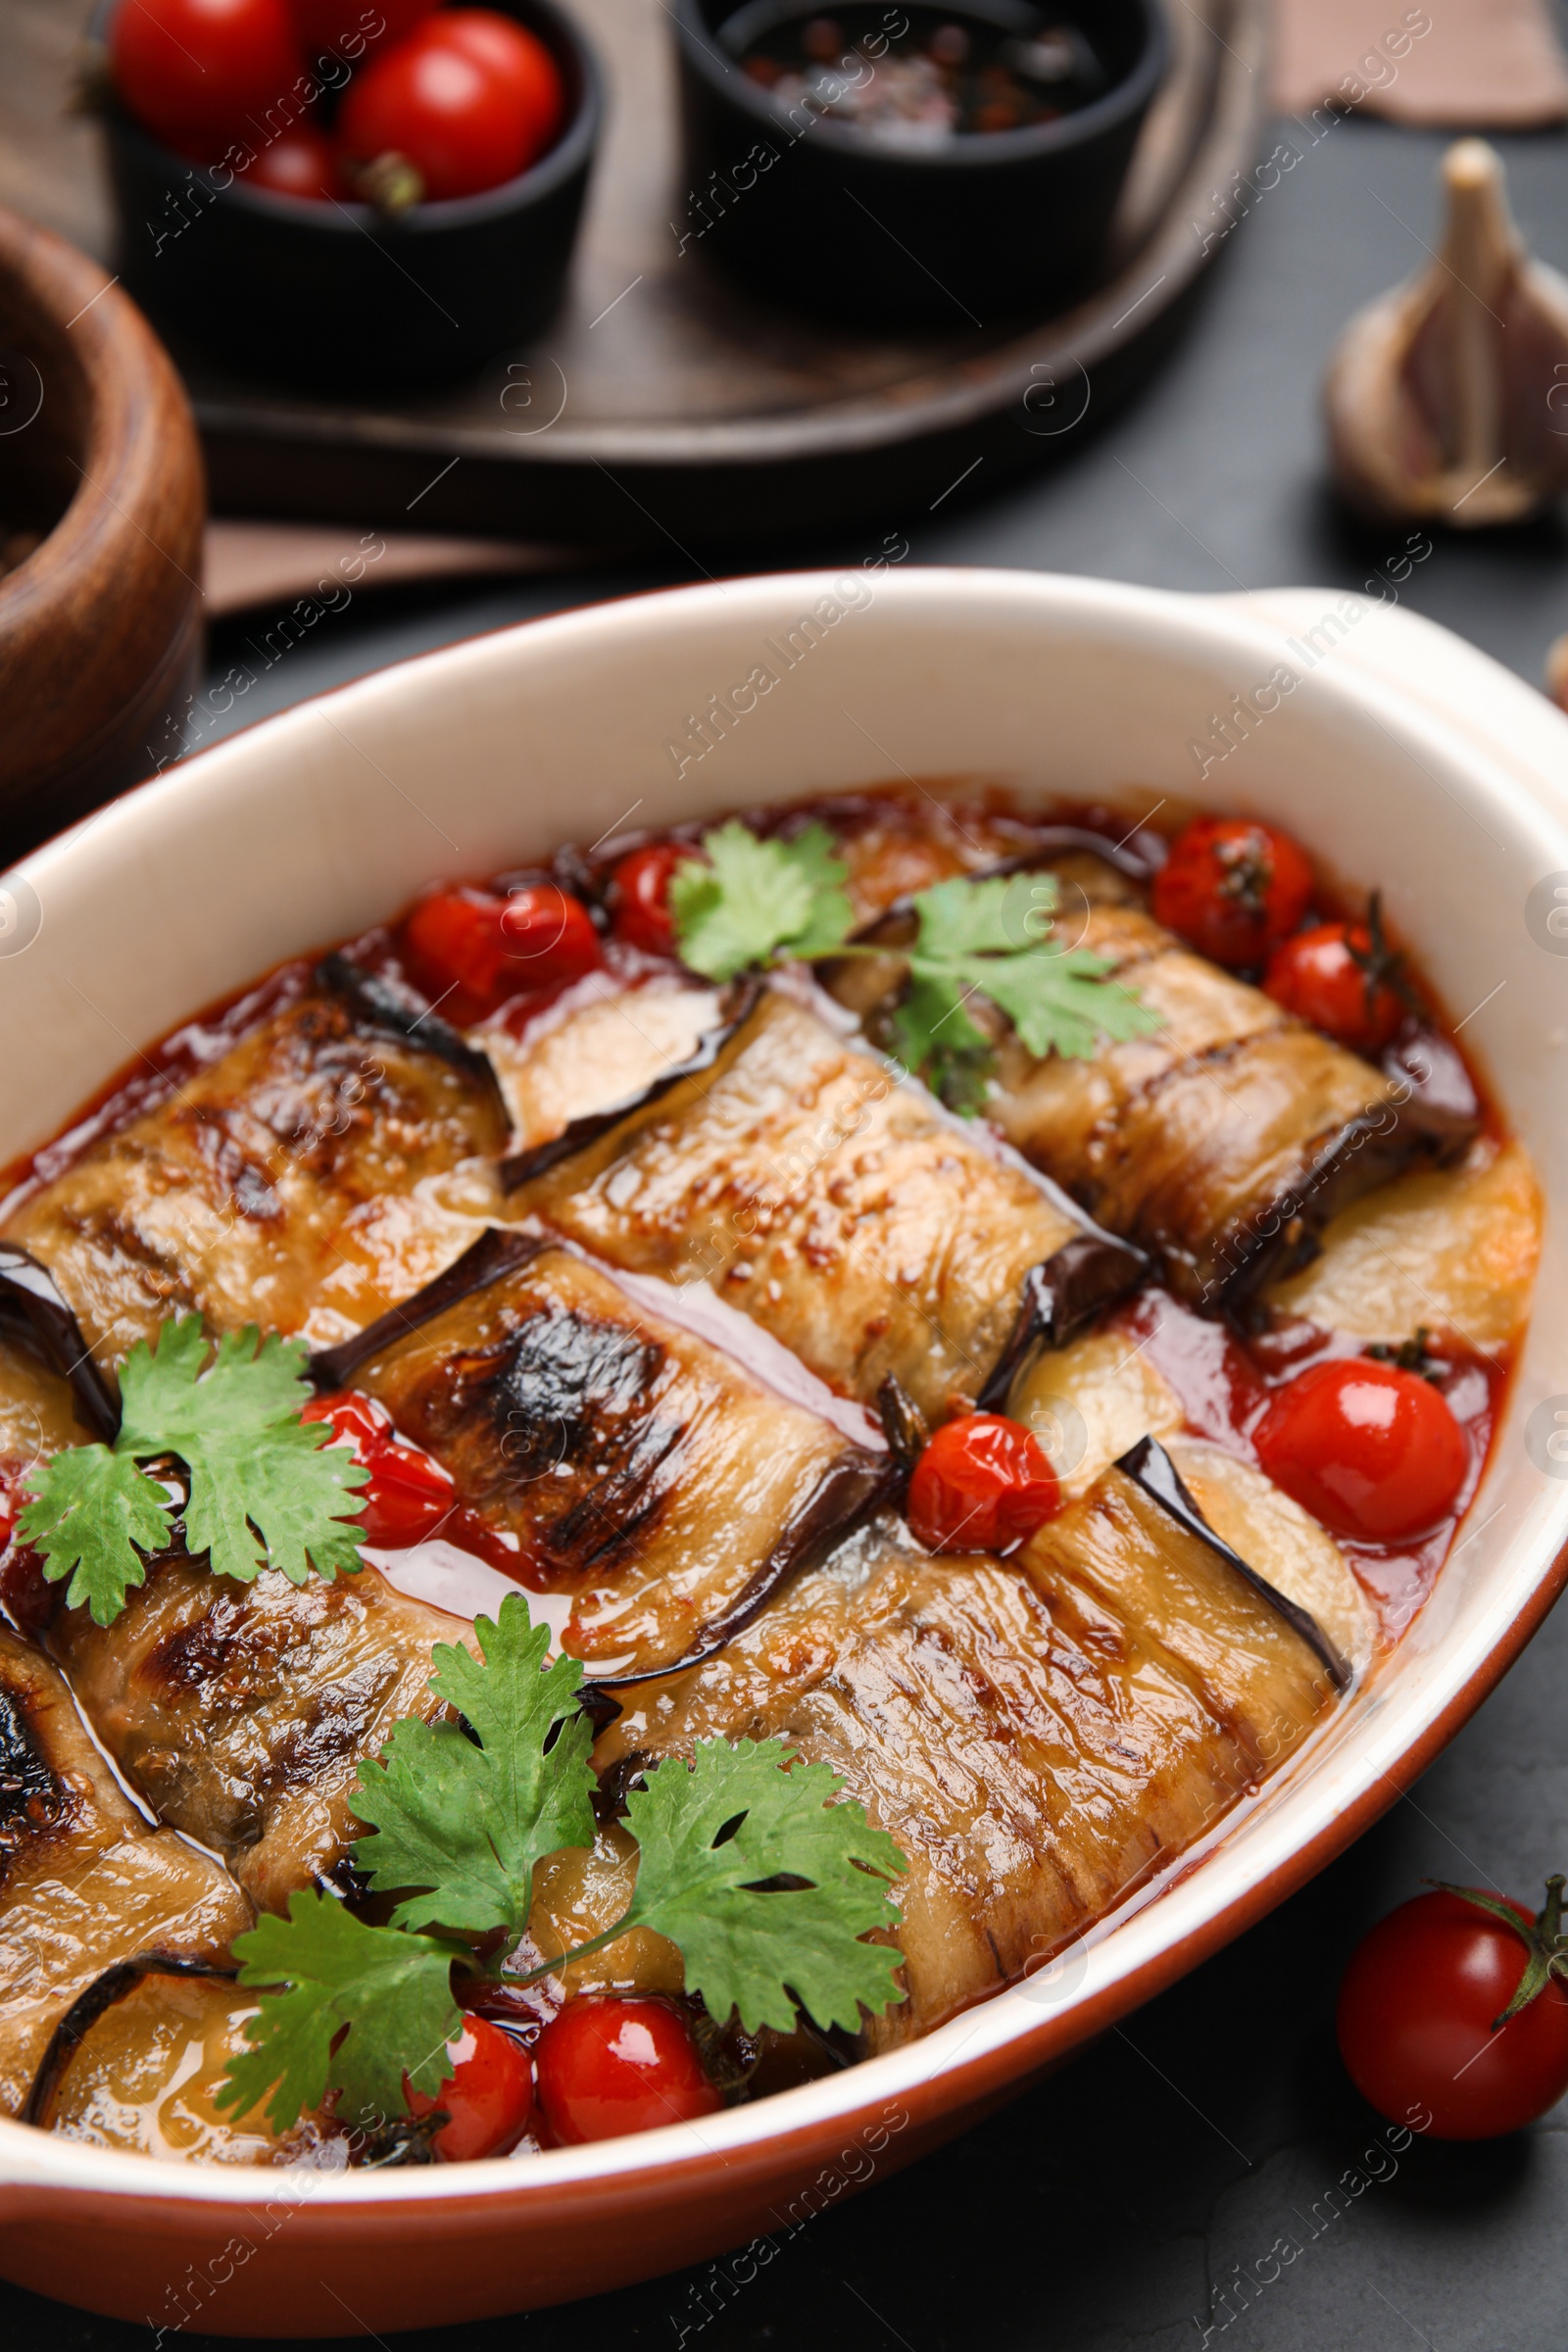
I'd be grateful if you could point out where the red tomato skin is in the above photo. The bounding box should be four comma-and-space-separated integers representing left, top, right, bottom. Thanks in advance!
1152, 817, 1315, 970
401, 885, 601, 1021
420, 10, 564, 151
112, 0, 302, 152
1252, 1358, 1468, 1543
906, 1414, 1061, 1553
534, 1997, 721, 2145
609, 844, 686, 956
1338, 1890, 1568, 2140
1263, 921, 1403, 1054
335, 15, 558, 199
301, 1389, 455, 1547
239, 122, 339, 198
290, 0, 435, 55
405, 2015, 534, 2161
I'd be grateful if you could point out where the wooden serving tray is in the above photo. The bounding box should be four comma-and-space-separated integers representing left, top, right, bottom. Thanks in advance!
7, 0, 1263, 548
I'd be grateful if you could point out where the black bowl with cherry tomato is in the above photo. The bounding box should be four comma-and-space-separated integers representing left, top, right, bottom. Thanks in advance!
92, 0, 603, 388
671, 0, 1167, 328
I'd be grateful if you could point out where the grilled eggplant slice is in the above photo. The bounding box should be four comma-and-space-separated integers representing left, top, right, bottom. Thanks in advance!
595, 1510, 1321, 2046
4, 982, 511, 1368
346, 1240, 888, 1677
512, 990, 1144, 1426
983, 903, 1472, 1305
0, 1629, 252, 2116
484, 978, 727, 1165
48, 1556, 478, 1916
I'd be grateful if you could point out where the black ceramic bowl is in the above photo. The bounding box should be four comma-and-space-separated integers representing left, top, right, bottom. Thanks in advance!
673, 0, 1166, 329
93, 0, 602, 391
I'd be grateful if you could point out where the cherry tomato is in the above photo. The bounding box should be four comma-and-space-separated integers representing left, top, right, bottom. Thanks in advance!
301, 1388, 455, 1547
400, 885, 602, 1023
238, 121, 339, 199
289, 0, 436, 57
405, 2014, 534, 2160
1264, 919, 1405, 1054
1338, 1883, 1568, 2139
1152, 816, 1315, 971
609, 843, 687, 957
419, 10, 564, 153
1252, 1357, 1468, 1543
534, 1997, 721, 2145
906, 1413, 1060, 1553
335, 12, 561, 201
111, 0, 302, 157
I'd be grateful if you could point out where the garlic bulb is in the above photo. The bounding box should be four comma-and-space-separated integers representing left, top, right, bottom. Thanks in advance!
1324, 140, 1568, 528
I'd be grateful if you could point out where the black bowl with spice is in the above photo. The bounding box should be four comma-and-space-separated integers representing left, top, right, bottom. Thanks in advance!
672, 0, 1167, 328
91, 0, 602, 392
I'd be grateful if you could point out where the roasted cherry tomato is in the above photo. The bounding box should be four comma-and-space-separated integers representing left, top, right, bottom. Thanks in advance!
1263, 912, 1405, 1054
289, 0, 435, 56
609, 843, 687, 957
1337, 1879, 1568, 2139
1252, 1357, 1467, 1543
1152, 816, 1314, 971
238, 121, 339, 198
335, 10, 562, 201
534, 1997, 721, 2145
301, 1388, 455, 1547
906, 1413, 1060, 1553
405, 2014, 534, 2160
419, 9, 564, 152
111, 0, 302, 157
401, 884, 602, 1023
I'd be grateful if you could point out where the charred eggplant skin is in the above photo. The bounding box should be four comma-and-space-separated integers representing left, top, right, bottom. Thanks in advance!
21, 1953, 235, 2130
0, 1245, 118, 1442
317, 953, 510, 1127
308, 1227, 548, 1391
975, 1237, 1147, 1413
1112, 1436, 1349, 1690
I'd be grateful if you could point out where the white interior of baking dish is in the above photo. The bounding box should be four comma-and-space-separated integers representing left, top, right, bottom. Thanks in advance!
2, 565, 1565, 2209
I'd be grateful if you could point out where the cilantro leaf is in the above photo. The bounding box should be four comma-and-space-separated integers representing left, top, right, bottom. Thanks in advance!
670, 821, 854, 981
218, 1891, 461, 2136
122, 1321, 368, 1589
351, 1592, 597, 1934
18, 1446, 173, 1628
891, 872, 1159, 1105
616, 1739, 906, 2035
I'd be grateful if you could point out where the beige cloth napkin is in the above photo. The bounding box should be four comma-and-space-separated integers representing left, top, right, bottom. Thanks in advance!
1273, 0, 1568, 124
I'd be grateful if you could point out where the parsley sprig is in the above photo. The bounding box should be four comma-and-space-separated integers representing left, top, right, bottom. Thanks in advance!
668, 822, 1155, 1107
17, 1319, 368, 1627
219, 1592, 906, 2136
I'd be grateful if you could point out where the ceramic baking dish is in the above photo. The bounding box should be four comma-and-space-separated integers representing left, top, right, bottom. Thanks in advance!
0, 567, 1564, 2336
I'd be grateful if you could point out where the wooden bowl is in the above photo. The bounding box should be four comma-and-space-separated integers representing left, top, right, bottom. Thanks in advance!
0, 205, 204, 859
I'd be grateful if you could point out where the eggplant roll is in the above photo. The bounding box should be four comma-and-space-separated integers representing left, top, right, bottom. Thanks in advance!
513, 990, 1142, 1426
3, 979, 510, 1368
596, 1477, 1342, 2045
345, 1241, 886, 1678
0, 1629, 252, 2115
48, 1556, 477, 1916
980, 903, 1471, 1305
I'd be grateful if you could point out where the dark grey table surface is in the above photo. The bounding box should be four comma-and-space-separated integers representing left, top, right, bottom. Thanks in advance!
14, 98, 1568, 2352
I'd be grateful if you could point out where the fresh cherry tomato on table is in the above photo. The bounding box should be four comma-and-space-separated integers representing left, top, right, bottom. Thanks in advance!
1252, 1357, 1468, 1543
405, 2013, 534, 2160
906, 1413, 1060, 1553
238, 121, 339, 198
301, 1388, 455, 1546
289, 0, 436, 56
1152, 816, 1314, 970
112, 0, 302, 156
1263, 902, 1406, 1054
335, 10, 564, 201
534, 1996, 721, 2144
1337, 1877, 1568, 2139
401, 884, 602, 1023
609, 843, 688, 957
